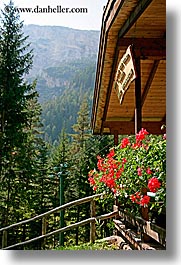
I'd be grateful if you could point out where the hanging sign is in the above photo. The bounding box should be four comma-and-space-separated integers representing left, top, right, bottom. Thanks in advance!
114, 45, 137, 105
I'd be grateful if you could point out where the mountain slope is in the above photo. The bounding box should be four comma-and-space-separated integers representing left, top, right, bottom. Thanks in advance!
23, 25, 100, 141
41, 60, 96, 144
24, 25, 100, 78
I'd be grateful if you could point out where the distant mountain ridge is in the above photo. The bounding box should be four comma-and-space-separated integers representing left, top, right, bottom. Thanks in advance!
24, 24, 100, 78
23, 25, 100, 142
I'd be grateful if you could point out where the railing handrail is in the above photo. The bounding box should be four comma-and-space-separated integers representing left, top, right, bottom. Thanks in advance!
0, 193, 104, 233
2, 210, 118, 250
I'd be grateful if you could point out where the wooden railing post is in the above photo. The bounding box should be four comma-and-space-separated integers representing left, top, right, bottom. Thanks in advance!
90, 199, 96, 244
41, 217, 47, 249
1, 194, 104, 250
2, 230, 7, 248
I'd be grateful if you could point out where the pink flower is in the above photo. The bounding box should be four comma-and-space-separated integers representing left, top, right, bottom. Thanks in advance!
137, 167, 142, 176
146, 168, 152, 175
163, 134, 166, 140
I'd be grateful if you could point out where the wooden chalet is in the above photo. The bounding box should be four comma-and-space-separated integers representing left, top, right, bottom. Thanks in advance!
91, 0, 166, 145
91, 0, 166, 249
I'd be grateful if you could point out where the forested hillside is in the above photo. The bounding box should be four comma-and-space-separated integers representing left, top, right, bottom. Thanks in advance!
0, 3, 116, 250
41, 60, 96, 143
22, 25, 100, 142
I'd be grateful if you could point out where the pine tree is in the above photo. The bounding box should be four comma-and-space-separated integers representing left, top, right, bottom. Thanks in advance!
0, 1, 48, 244
66, 96, 92, 244
71, 95, 90, 149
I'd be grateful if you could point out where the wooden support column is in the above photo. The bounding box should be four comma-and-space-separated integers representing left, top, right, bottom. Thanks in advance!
41, 217, 47, 249
90, 199, 96, 244
134, 57, 142, 134
114, 130, 118, 146
2, 230, 7, 248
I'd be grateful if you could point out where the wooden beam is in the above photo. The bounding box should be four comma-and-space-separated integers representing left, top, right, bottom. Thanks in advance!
113, 130, 119, 146
91, 0, 124, 131
91, 15, 107, 131
134, 57, 142, 134
100, 36, 120, 134
105, 0, 125, 32
141, 60, 160, 107
162, 114, 166, 123
134, 49, 166, 60
113, 219, 141, 250
118, 210, 166, 248
103, 121, 165, 135
118, 0, 153, 39
118, 38, 166, 59
118, 38, 166, 50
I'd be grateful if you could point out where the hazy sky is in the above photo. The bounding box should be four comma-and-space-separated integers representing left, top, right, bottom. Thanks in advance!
0, 0, 108, 30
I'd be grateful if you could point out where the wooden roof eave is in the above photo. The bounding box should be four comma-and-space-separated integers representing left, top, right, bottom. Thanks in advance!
91, 0, 156, 135
91, 0, 133, 133
91, 0, 166, 136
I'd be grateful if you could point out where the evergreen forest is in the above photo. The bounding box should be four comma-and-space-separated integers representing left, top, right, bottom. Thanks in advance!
0, 1, 115, 249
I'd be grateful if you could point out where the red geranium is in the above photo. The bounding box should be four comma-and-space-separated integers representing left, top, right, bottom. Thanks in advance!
120, 137, 130, 148
140, 195, 150, 206
107, 149, 115, 158
88, 176, 96, 186
136, 128, 149, 143
148, 177, 161, 193
130, 192, 141, 204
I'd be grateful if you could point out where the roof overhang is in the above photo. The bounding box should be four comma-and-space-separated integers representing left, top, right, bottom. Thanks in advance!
91, 0, 166, 136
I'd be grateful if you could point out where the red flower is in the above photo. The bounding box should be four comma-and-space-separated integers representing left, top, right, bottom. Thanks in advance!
135, 191, 141, 199
146, 168, 152, 175
97, 157, 104, 171
88, 176, 96, 186
136, 128, 149, 143
148, 177, 161, 192
140, 195, 150, 206
130, 194, 136, 203
93, 186, 97, 191
137, 167, 142, 176
116, 168, 123, 179
120, 138, 130, 148
112, 188, 117, 194
130, 192, 141, 204
106, 178, 116, 189
88, 170, 94, 177
107, 149, 115, 158
163, 134, 166, 140
122, 158, 127, 164
132, 142, 141, 149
